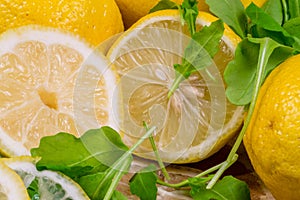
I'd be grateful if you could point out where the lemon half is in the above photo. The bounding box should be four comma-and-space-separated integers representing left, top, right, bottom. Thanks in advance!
108, 10, 244, 163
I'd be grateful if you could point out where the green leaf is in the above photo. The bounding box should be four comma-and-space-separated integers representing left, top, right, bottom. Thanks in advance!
206, 0, 247, 38
246, 3, 300, 48
178, 19, 224, 76
129, 164, 158, 200
181, 0, 199, 35
261, 0, 283, 25
168, 19, 224, 96
288, 0, 300, 19
26, 178, 40, 199
284, 17, 300, 39
224, 38, 294, 105
190, 176, 251, 200
31, 127, 129, 178
111, 191, 128, 200
149, 0, 179, 13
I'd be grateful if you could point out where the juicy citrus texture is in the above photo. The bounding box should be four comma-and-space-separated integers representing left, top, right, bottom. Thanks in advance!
108, 10, 244, 163
0, 0, 123, 46
115, 0, 209, 29
244, 54, 300, 200
1, 156, 89, 199
0, 162, 30, 200
0, 26, 118, 156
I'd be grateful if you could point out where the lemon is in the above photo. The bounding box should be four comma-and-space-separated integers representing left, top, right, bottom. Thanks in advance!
0, 26, 119, 156
115, 0, 210, 29
1, 156, 89, 199
0, 0, 123, 46
241, 0, 267, 7
0, 162, 30, 200
107, 10, 244, 163
244, 54, 300, 200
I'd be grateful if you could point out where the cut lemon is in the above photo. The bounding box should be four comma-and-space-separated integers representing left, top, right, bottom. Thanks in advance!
0, 26, 118, 156
1, 156, 89, 199
0, 162, 30, 200
107, 10, 244, 163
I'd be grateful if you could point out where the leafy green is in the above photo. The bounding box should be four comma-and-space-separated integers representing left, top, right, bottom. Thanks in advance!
224, 37, 294, 105
284, 17, 300, 39
129, 164, 158, 200
111, 191, 128, 200
206, 0, 247, 38
149, 0, 179, 13
181, 0, 199, 35
31, 127, 129, 178
27, 178, 40, 200
287, 0, 300, 19
190, 176, 250, 200
261, 0, 283, 25
168, 19, 224, 97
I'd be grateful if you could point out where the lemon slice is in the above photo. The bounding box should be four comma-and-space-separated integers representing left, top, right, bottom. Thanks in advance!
1, 156, 89, 199
0, 26, 118, 156
108, 10, 244, 163
0, 162, 30, 200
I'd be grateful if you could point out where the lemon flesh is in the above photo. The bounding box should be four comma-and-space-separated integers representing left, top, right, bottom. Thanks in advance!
0, 26, 118, 156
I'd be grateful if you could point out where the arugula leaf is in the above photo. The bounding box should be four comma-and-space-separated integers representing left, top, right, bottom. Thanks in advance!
283, 17, 300, 39
26, 178, 40, 199
31, 127, 129, 178
224, 38, 294, 105
206, 0, 247, 38
261, 0, 283, 25
246, 3, 300, 48
190, 176, 250, 200
168, 19, 224, 97
287, 0, 300, 19
149, 0, 179, 13
129, 164, 158, 200
181, 0, 199, 35
111, 191, 128, 200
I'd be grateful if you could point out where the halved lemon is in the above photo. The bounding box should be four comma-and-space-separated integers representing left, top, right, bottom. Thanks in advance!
1, 156, 89, 199
0, 26, 118, 156
107, 10, 244, 163
0, 162, 30, 200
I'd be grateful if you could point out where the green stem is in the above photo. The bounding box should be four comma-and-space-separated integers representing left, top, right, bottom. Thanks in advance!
143, 122, 170, 180
206, 39, 270, 189
156, 161, 224, 189
168, 73, 185, 98
281, 0, 289, 23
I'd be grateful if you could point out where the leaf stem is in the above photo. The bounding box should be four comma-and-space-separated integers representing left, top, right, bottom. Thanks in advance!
206, 39, 270, 189
281, 0, 289, 23
168, 73, 185, 98
156, 161, 224, 189
143, 122, 170, 180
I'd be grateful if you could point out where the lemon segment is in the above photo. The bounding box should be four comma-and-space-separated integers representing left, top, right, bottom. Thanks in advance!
1, 156, 89, 200
0, 26, 119, 156
108, 10, 244, 163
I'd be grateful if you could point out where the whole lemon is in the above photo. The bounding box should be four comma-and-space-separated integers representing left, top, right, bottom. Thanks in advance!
115, 0, 210, 29
0, 0, 124, 46
244, 54, 300, 199
115, 0, 267, 29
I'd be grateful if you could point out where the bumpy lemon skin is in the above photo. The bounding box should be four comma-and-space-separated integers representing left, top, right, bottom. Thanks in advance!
244, 54, 300, 200
0, 0, 124, 46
